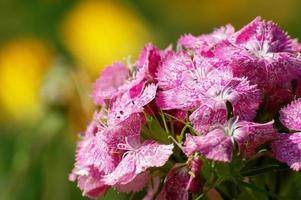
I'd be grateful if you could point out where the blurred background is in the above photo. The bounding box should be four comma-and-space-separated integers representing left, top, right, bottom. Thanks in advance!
1, 0, 301, 199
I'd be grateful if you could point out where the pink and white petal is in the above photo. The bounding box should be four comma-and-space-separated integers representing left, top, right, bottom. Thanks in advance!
280, 98, 301, 131
198, 24, 235, 50
220, 17, 301, 95
256, 53, 301, 92
183, 134, 204, 156
189, 100, 227, 134
129, 80, 147, 99
196, 129, 233, 162
231, 16, 262, 44
234, 121, 276, 157
156, 86, 201, 110
104, 113, 142, 149
231, 16, 295, 50
92, 62, 129, 105
228, 78, 261, 120
70, 134, 117, 178
136, 43, 161, 80
271, 133, 301, 171
135, 141, 174, 174
108, 84, 157, 125
102, 154, 136, 185
178, 24, 234, 52
114, 172, 149, 193
157, 52, 195, 90
77, 175, 109, 198
178, 34, 203, 50
211, 24, 235, 41
135, 83, 157, 107
184, 130, 233, 162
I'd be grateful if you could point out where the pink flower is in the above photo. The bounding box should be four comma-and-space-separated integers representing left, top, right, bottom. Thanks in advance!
184, 118, 275, 162
69, 135, 114, 198
279, 98, 301, 131
103, 135, 173, 185
234, 120, 276, 157
188, 100, 228, 134
128, 43, 172, 99
157, 52, 260, 132
271, 133, 301, 171
178, 24, 235, 56
190, 77, 260, 133
184, 130, 233, 162
92, 43, 164, 107
213, 17, 301, 108
69, 113, 144, 198
70, 17, 301, 199
92, 62, 129, 105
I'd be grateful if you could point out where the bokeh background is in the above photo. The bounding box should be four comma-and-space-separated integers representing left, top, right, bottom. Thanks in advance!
1, 0, 301, 199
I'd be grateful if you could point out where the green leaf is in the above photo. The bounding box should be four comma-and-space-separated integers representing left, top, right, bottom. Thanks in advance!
141, 116, 171, 144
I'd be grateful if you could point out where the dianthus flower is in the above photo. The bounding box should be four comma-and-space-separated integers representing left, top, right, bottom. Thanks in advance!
213, 17, 301, 109
70, 17, 301, 200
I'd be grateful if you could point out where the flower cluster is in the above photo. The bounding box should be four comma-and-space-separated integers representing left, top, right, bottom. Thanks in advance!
70, 17, 301, 199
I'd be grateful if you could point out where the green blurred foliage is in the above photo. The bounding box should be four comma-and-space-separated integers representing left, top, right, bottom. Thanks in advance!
1, 0, 301, 199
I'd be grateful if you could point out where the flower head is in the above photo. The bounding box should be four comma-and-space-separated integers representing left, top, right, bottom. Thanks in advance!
213, 17, 301, 108
71, 17, 301, 199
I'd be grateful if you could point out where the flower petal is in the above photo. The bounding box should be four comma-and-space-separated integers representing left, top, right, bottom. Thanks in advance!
189, 100, 227, 133
136, 43, 161, 80
271, 133, 301, 171
102, 154, 136, 185
234, 121, 276, 157
157, 52, 194, 90
280, 98, 301, 131
92, 62, 129, 105
108, 84, 157, 125
184, 129, 233, 162
135, 141, 174, 174
178, 24, 234, 54
77, 173, 109, 198
114, 172, 150, 193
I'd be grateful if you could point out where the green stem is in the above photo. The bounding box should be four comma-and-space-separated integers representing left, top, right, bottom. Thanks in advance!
179, 124, 192, 142
160, 111, 170, 135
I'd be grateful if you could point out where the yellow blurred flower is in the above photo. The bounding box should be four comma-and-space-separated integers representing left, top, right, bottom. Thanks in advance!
0, 38, 52, 121
61, 0, 151, 77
